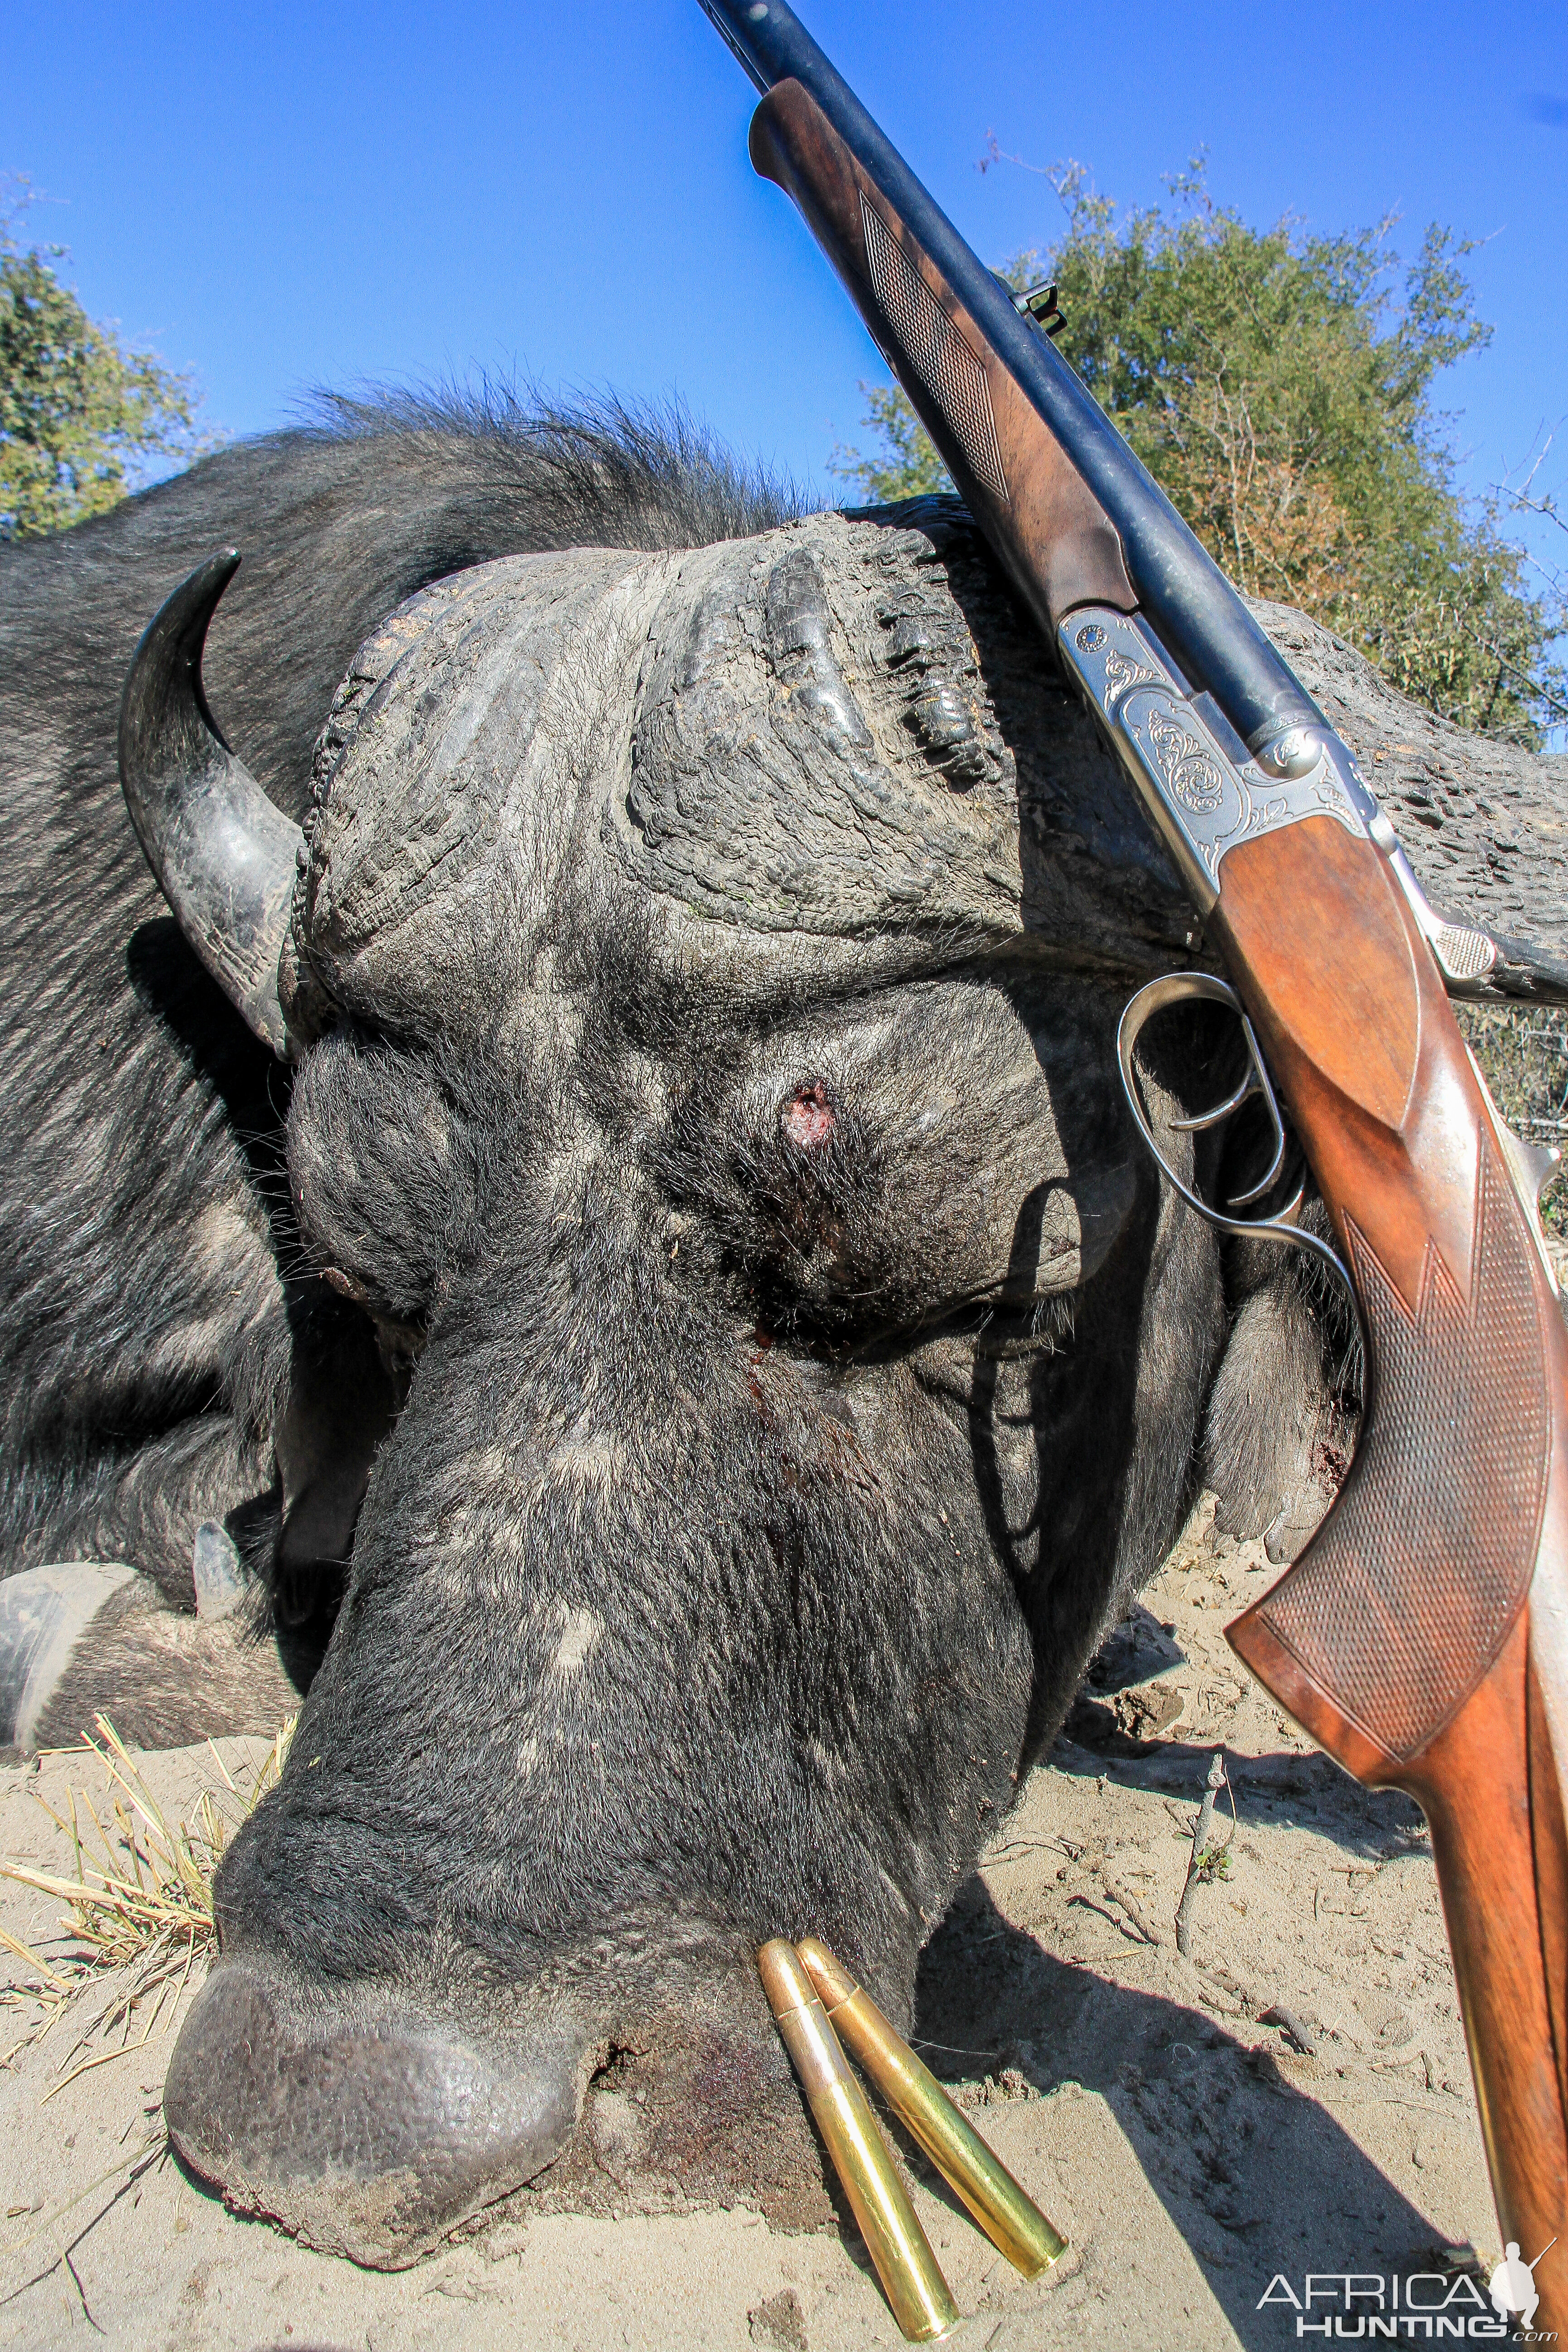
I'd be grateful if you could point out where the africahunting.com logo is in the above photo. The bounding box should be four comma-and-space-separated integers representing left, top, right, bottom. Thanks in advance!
1258, 2244, 1558, 2339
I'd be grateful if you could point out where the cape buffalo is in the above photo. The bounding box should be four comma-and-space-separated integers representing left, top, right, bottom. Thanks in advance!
3, 396, 1565, 2264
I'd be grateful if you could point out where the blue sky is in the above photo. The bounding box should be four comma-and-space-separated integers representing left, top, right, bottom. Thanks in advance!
11, 1, 1568, 577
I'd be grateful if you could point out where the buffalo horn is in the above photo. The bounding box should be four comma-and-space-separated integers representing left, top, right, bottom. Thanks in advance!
118, 552, 302, 1058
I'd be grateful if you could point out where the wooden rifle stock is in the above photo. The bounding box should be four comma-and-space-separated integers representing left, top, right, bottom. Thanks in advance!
1219, 816, 1568, 2304
747, 62, 1568, 2320
748, 82, 1139, 642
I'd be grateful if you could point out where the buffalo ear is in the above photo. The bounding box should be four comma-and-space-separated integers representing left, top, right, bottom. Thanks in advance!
273, 1298, 399, 1620
1203, 1218, 1359, 1566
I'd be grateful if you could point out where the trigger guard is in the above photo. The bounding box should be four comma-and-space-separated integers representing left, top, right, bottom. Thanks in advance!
1116, 975, 1362, 1347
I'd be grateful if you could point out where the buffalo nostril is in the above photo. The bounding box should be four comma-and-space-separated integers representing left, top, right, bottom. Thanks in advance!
163, 1961, 583, 2268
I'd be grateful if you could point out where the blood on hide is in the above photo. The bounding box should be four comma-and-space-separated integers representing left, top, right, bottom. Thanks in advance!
784, 1083, 836, 1149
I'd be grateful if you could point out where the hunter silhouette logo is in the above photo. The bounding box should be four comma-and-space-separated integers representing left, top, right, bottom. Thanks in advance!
1490, 2239, 1555, 2331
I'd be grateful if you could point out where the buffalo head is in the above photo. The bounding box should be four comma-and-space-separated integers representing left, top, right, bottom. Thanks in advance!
125, 501, 1325, 2260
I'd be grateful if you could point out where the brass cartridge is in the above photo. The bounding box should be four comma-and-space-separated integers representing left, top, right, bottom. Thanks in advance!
796, 1936, 1067, 2279
757, 1939, 959, 2342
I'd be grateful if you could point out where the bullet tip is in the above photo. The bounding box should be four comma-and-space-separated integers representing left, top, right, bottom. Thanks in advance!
757, 1937, 814, 2017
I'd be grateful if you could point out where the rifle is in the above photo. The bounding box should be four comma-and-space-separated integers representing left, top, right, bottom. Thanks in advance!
701, 0, 1568, 2313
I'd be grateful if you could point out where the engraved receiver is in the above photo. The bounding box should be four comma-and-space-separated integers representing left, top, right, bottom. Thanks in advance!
701, 0, 1568, 2315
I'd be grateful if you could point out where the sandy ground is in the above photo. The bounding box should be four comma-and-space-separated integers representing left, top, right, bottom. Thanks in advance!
0, 1496, 1501, 2352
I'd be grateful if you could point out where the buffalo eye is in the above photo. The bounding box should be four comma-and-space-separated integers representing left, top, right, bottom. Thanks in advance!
321, 1266, 370, 1304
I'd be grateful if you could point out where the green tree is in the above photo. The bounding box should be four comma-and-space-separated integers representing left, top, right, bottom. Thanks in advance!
832, 161, 1566, 744
0, 184, 207, 541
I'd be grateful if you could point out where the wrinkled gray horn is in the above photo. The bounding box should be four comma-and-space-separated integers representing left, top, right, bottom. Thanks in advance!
118, 552, 302, 1058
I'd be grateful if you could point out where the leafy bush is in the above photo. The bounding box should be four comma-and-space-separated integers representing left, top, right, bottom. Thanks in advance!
833, 161, 1566, 745
0, 183, 209, 541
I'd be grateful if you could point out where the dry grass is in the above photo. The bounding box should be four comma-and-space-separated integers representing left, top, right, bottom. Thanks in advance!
0, 1711, 295, 2092
0, 1717, 303, 2322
